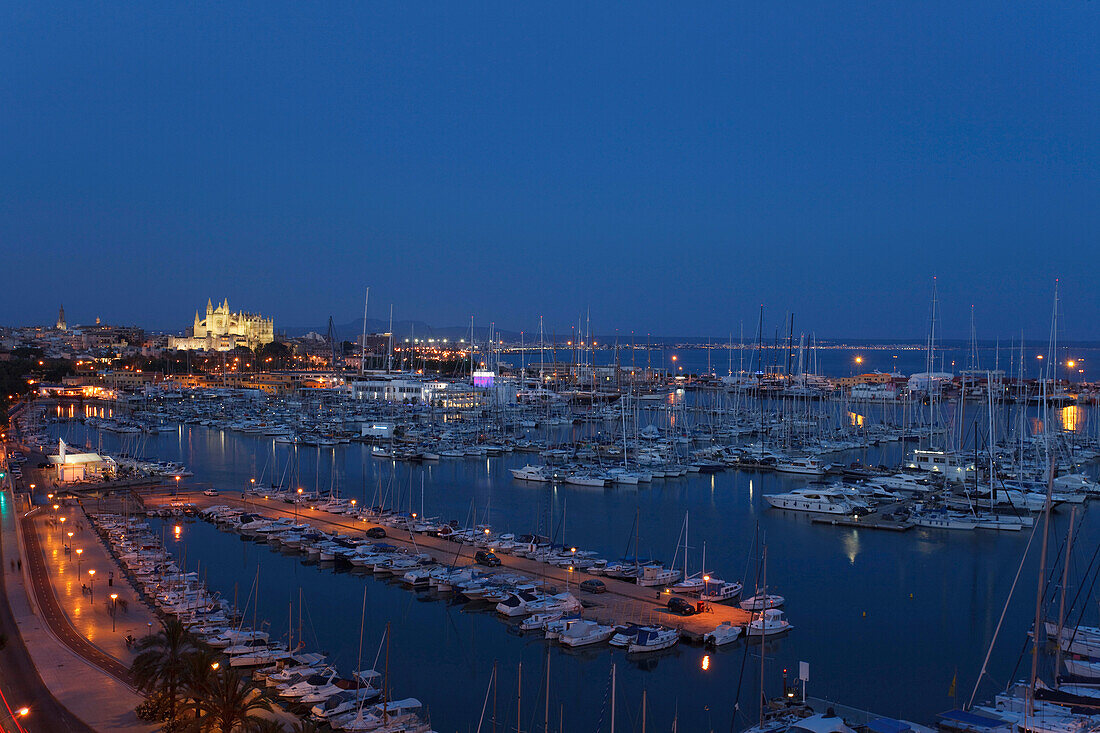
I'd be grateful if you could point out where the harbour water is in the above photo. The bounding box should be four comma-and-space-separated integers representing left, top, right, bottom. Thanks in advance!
50, 416, 1098, 730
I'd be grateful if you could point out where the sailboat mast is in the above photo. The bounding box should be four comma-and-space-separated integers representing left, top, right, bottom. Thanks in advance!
360, 287, 370, 374
609, 663, 616, 733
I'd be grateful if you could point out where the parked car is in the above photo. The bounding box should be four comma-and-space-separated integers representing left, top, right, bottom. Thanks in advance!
366, 527, 387, 539
475, 550, 501, 567
203, 489, 218, 497
579, 579, 606, 594
667, 596, 696, 616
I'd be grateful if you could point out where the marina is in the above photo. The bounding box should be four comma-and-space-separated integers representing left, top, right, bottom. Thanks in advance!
17, 384, 1100, 730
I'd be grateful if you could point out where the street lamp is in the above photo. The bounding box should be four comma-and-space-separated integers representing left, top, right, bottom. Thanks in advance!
88, 569, 95, 603
76, 548, 83, 574
110, 593, 118, 631
174, 475, 180, 493
67, 531, 73, 554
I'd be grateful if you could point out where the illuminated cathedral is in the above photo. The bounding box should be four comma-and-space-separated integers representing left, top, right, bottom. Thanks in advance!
168, 298, 274, 351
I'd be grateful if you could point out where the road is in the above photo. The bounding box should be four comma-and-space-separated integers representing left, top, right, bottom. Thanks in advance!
0, 503, 95, 733
19, 510, 133, 685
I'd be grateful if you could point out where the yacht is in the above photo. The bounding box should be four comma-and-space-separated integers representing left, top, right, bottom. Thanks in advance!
764, 488, 866, 515
774, 457, 828, 476
907, 449, 975, 483
509, 465, 550, 482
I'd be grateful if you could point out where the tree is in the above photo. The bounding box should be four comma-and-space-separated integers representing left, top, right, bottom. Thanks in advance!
185, 667, 271, 732
181, 646, 222, 711
256, 341, 292, 370
251, 720, 289, 733
130, 619, 197, 723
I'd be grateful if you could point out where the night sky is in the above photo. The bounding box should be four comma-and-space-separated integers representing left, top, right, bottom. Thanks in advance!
2, 2, 1096, 338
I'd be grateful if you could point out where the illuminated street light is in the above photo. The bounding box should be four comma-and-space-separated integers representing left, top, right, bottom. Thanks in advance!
88, 569, 96, 603
76, 548, 83, 574
110, 593, 118, 631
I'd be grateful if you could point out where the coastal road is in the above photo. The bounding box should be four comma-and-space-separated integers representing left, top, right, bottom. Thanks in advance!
0, 508, 95, 732
20, 510, 134, 685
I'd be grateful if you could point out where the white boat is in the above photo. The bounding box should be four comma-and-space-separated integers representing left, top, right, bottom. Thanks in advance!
206, 629, 269, 649
559, 620, 615, 647
739, 591, 785, 611
764, 488, 865, 515
627, 626, 679, 653
907, 449, 975, 483
564, 473, 607, 488
911, 510, 978, 530
774, 457, 827, 476
635, 565, 683, 587
745, 609, 792, 636
495, 589, 544, 617
519, 611, 563, 631
1063, 657, 1100, 680
509, 465, 550, 482
703, 621, 742, 647
700, 579, 743, 602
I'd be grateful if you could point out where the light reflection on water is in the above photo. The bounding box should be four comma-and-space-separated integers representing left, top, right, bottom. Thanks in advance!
49, 412, 1100, 728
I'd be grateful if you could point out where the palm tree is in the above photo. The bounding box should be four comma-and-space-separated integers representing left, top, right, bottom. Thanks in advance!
186, 667, 271, 732
251, 721, 288, 733
130, 618, 197, 722
181, 646, 222, 711
288, 720, 321, 733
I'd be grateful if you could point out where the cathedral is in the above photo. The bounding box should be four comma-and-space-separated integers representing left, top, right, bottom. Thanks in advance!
168, 298, 274, 351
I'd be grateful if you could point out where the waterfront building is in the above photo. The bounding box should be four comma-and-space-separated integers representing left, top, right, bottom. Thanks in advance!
47, 439, 116, 482
168, 298, 274, 351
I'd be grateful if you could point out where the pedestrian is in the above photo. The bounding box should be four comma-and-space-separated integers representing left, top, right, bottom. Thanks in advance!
17, 559, 21, 571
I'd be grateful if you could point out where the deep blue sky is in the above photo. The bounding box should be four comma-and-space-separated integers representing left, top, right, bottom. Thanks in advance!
1, 2, 1096, 339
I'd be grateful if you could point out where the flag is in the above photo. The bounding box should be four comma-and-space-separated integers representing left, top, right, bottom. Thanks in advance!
948, 670, 957, 698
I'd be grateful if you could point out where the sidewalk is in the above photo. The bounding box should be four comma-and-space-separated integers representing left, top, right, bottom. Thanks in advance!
34, 503, 160, 664
4, 493, 156, 732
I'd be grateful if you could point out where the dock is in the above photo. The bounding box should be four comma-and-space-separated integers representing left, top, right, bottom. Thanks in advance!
138, 489, 755, 642
810, 504, 913, 532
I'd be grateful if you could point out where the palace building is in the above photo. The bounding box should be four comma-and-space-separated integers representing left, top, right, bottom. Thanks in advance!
168, 298, 275, 351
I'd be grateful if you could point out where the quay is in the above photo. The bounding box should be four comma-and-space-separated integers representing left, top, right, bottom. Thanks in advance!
137, 487, 755, 642
810, 507, 914, 532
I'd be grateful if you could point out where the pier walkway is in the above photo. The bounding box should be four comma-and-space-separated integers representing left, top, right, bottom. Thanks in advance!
143, 490, 754, 640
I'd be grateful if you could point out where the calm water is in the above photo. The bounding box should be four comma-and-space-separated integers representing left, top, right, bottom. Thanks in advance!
51, 419, 1099, 732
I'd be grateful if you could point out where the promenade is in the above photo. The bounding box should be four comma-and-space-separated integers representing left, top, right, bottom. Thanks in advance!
2, 488, 153, 732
